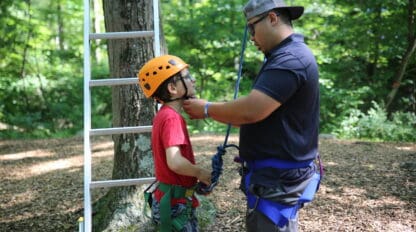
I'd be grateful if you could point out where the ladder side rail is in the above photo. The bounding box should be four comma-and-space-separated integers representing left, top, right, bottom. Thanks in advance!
90, 126, 152, 136
90, 31, 154, 40
83, 0, 92, 231
153, 0, 161, 56
89, 77, 138, 87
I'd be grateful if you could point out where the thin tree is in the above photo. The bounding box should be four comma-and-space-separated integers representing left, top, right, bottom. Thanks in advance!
92, 0, 165, 230
385, 0, 416, 111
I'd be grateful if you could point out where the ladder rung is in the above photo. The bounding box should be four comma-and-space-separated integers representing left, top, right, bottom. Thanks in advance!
89, 31, 154, 40
89, 78, 137, 87
90, 126, 152, 136
90, 177, 156, 189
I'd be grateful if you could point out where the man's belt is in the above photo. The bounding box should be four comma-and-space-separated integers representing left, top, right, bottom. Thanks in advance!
246, 158, 314, 171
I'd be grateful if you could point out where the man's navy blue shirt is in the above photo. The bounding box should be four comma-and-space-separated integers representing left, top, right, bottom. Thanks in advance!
239, 33, 319, 162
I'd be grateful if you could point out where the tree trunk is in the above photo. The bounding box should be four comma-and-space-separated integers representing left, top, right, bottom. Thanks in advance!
385, 0, 416, 111
56, 0, 64, 51
93, 1, 164, 231
20, 0, 32, 110
92, 0, 103, 63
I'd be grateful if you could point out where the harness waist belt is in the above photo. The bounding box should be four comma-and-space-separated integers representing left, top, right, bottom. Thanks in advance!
246, 158, 313, 171
158, 182, 195, 199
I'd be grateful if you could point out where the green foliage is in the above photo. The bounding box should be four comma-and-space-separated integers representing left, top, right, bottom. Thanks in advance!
0, 0, 104, 139
196, 195, 216, 230
0, 0, 415, 142
163, 0, 416, 140
337, 101, 416, 142
162, 0, 253, 101
0, 71, 83, 138
295, 0, 415, 134
91, 61, 112, 129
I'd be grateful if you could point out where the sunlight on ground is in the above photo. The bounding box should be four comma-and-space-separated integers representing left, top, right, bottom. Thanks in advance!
395, 145, 416, 151
27, 148, 114, 177
4, 142, 114, 180
0, 140, 116, 221
325, 186, 409, 208
92, 142, 114, 157
364, 196, 407, 208
1, 136, 415, 231
92, 141, 113, 155
29, 156, 85, 175
0, 150, 53, 161
323, 161, 338, 166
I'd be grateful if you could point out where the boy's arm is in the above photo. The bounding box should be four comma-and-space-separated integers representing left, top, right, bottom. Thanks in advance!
166, 146, 211, 185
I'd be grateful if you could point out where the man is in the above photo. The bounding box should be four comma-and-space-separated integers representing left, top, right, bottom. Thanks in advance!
183, 0, 320, 231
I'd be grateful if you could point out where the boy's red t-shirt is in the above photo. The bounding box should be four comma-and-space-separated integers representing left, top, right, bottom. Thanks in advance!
151, 105, 199, 207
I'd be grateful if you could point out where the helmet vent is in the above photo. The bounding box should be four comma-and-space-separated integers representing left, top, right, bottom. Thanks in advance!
153, 71, 157, 75
144, 83, 151, 90
158, 66, 163, 70
145, 72, 150, 76
168, 59, 177, 66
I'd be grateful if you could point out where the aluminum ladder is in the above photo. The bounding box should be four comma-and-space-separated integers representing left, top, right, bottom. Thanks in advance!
82, 0, 160, 231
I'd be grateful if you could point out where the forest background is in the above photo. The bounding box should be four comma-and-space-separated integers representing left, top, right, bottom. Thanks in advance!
0, 0, 415, 142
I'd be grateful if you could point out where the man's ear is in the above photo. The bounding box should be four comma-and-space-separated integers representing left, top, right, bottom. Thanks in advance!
270, 11, 279, 25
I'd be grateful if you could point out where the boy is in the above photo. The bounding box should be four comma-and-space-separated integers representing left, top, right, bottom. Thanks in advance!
138, 55, 211, 232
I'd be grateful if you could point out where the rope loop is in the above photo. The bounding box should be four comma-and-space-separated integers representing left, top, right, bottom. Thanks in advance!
195, 26, 248, 195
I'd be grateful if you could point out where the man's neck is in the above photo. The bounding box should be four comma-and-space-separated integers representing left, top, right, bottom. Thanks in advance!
275, 26, 294, 46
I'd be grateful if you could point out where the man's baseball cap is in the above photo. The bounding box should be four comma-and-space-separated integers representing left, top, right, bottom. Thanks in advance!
243, 0, 304, 20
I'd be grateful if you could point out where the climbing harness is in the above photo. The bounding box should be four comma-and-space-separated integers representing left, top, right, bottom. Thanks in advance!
241, 156, 324, 227
158, 182, 195, 231
143, 181, 196, 231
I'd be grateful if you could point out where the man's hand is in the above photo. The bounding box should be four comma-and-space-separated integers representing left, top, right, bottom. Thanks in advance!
183, 98, 207, 119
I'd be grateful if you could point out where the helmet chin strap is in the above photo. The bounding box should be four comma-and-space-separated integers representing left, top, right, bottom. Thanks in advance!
164, 77, 192, 102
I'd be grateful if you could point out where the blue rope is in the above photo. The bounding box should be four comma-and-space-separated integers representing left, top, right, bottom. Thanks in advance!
196, 26, 248, 195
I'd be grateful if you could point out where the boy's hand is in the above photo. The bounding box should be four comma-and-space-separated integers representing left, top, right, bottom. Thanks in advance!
197, 168, 212, 186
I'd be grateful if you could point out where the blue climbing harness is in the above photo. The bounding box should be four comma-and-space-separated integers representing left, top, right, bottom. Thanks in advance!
243, 157, 323, 227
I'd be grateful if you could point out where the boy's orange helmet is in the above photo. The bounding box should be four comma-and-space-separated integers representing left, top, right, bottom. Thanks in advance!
138, 55, 189, 98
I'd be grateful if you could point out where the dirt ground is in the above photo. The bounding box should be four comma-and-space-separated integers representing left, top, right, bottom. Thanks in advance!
0, 134, 415, 232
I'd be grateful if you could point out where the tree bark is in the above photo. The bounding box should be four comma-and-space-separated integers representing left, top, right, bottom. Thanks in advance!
20, 0, 33, 110
93, 1, 164, 231
385, 0, 416, 111
56, 0, 64, 51
92, 0, 103, 63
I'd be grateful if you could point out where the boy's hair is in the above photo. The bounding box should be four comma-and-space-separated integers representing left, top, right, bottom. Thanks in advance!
152, 73, 182, 102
